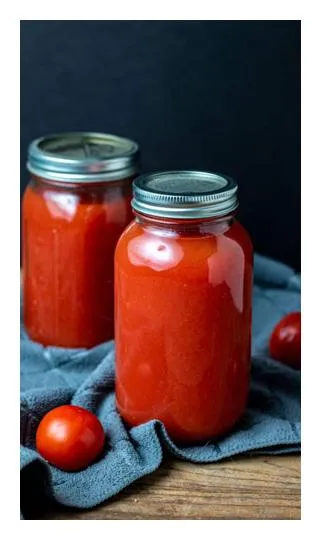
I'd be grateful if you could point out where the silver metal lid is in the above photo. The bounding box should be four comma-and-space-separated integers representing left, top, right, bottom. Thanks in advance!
132, 171, 238, 219
27, 132, 140, 183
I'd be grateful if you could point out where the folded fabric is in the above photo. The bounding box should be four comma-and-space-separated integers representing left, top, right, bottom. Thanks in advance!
20, 253, 301, 518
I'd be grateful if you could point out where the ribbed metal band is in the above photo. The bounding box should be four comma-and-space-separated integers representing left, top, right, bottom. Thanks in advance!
132, 171, 238, 219
27, 132, 140, 183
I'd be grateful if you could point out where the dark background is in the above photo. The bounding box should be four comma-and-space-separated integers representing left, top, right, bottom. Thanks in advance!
20, 20, 301, 269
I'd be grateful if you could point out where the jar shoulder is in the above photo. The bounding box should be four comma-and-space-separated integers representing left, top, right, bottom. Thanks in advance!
115, 219, 253, 274
23, 180, 133, 227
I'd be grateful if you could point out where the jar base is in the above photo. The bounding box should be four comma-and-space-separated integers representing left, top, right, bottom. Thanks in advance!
116, 400, 247, 445
24, 324, 113, 349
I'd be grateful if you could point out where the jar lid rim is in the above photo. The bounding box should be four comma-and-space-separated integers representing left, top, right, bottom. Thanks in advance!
27, 132, 140, 183
132, 170, 239, 219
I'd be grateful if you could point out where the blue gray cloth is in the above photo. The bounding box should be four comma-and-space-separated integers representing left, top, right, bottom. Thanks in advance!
20, 254, 301, 518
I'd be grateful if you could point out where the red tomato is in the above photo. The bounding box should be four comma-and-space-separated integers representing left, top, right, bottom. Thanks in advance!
36, 405, 105, 471
269, 312, 301, 369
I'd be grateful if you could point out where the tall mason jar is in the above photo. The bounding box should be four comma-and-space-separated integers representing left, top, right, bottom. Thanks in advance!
23, 132, 140, 348
115, 171, 253, 442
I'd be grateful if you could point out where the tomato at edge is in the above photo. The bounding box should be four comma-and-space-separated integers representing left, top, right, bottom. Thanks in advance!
269, 312, 301, 370
36, 405, 105, 471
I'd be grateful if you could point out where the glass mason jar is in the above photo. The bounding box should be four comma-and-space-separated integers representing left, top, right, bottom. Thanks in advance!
23, 132, 140, 348
115, 171, 253, 443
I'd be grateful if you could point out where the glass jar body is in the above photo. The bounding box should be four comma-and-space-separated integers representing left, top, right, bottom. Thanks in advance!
23, 174, 135, 348
115, 213, 253, 442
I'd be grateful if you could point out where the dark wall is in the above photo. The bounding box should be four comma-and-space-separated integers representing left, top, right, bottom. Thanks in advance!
20, 20, 301, 269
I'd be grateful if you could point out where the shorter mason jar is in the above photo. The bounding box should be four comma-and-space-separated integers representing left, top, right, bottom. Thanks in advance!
115, 171, 253, 443
23, 132, 140, 348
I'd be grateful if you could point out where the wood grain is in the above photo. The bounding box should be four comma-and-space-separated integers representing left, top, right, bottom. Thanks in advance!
43, 455, 300, 520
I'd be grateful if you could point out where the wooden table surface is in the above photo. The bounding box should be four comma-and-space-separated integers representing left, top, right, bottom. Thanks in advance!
42, 454, 300, 520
